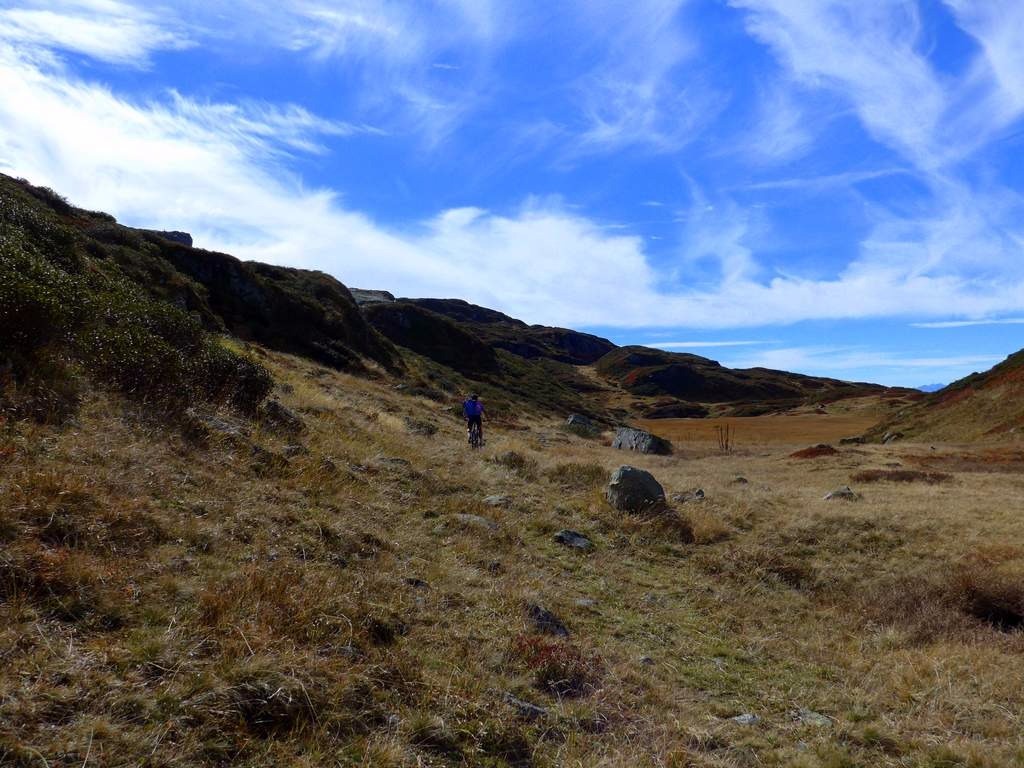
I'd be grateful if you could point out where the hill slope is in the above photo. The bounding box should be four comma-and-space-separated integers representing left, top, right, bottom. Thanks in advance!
874, 349, 1024, 442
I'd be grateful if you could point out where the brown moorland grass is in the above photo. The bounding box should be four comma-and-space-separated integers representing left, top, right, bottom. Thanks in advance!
636, 410, 885, 449
1, 349, 1024, 766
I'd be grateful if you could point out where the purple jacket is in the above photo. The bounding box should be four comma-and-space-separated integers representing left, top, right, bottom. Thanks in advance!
463, 399, 484, 418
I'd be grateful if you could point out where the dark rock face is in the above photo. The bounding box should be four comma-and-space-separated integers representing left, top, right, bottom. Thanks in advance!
143, 236, 397, 372
404, 298, 616, 365
145, 230, 193, 247
611, 427, 672, 455
606, 466, 666, 513
363, 302, 498, 375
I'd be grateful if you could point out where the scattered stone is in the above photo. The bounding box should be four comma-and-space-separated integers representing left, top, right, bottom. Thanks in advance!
486, 560, 503, 575
184, 408, 251, 442
730, 713, 760, 726
554, 530, 593, 550
731, 476, 749, 485
671, 488, 705, 503
526, 603, 569, 637
606, 466, 666, 513
260, 399, 306, 436
824, 485, 861, 502
250, 445, 289, 476
282, 444, 309, 458
404, 578, 430, 589
795, 708, 832, 727
458, 514, 499, 532
482, 494, 512, 508
566, 414, 593, 429
611, 426, 673, 455
319, 457, 338, 475
839, 435, 866, 445
639, 656, 655, 666
882, 431, 903, 445
504, 693, 548, 721
574, 598, 598, 609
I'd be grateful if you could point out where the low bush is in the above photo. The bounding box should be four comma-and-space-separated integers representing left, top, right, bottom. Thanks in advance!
0, 185, 272, 420
851, 469, 952, 484
510, 635, 603, 697
953, 547, 1024, 631
489, 450, 539, 479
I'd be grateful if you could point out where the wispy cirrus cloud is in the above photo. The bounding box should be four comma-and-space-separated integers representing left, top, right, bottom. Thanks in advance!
0, 0, 191, 66
912, 317, 1024, 329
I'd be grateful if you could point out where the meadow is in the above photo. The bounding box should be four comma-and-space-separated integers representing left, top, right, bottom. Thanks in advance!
2, 347, 1023, 767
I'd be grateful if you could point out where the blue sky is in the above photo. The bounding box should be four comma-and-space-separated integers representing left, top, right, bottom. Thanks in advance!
1, 0, 1023, 387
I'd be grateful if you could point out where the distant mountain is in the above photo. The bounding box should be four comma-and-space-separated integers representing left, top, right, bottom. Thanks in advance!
917, 383, 947, 393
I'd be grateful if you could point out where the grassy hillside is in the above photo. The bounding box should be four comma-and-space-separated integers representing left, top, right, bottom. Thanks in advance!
3, 346, 1024, 766
873, 350, 1024, 442
594, 347, 896, 413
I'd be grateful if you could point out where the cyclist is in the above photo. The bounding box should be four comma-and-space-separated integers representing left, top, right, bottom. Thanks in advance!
463, 393, 485, 445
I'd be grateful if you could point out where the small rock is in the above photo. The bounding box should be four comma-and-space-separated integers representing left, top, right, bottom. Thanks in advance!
282, 444, 309, 458
526, 603, 569, 637
554, 530, 593, 550
574, 598, 598, 609
482, 494, 512, 507
639, 656, 655, 666
824, 485, 861, 502
730, 713, 760, 726
839, 435, 866, 445
404, 578, 430, 589
504, 693, 548, 721
882, 431, 903, 445
731, 476, 749, 485
606, 466, 666, 513
671, 489, 705, 503
566, 414, 593, 428
260, 399, 306, 436
486, 560, 503, 575
795, 708, 832, 727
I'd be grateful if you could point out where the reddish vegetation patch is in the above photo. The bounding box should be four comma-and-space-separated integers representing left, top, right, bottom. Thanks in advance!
851, 469, 952, 484
509, 635, 603, 698
790, 444, 839, 459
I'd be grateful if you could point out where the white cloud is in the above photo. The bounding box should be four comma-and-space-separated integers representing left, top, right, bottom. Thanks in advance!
912, 317, 1024, 329
0, 1, 191, 65
2, 6, 1024, 336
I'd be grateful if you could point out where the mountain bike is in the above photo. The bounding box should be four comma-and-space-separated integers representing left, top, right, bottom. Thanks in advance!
468, 421, 483, 449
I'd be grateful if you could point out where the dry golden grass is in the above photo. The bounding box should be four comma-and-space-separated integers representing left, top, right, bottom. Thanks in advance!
2, 350, 1024, 766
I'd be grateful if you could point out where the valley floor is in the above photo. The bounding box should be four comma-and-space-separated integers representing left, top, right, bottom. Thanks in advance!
2, 349, 1023, 767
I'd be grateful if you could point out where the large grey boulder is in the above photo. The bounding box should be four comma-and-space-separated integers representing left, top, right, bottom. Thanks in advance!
606, 466, 666, 513
612, 427, 672, 455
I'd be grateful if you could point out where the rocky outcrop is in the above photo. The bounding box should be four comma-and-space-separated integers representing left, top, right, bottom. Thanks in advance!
606, 466, 666, 513
612, 427, 672, 455
350, 288, 396, 306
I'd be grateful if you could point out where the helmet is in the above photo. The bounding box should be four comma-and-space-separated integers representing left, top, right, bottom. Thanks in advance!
470, 394, 479, 400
